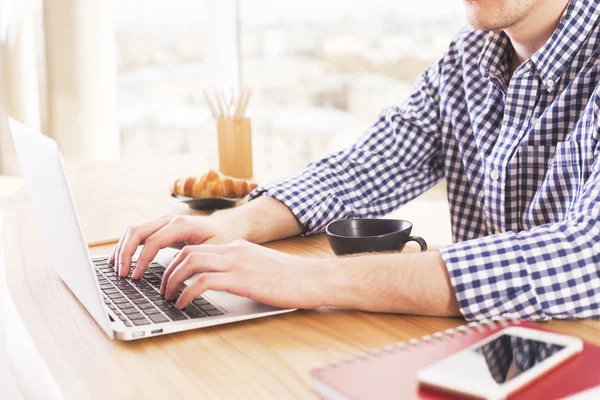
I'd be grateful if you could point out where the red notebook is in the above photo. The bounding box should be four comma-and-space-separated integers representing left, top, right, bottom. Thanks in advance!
309, 319, 600, 400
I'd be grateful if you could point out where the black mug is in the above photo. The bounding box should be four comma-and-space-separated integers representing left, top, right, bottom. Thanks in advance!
325, 218, 427, 256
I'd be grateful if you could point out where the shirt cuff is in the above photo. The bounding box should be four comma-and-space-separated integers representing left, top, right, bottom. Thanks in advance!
247, 173, 354, 235
439, 231, 549, 321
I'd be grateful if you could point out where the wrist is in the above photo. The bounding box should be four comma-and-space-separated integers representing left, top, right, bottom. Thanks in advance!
214, 195, 304, 244
318, 256, 365, 309
210, 206, 252, 241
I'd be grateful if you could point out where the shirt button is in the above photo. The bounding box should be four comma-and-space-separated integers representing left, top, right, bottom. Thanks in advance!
546, 79, 555, 91
490, 170, 501, 181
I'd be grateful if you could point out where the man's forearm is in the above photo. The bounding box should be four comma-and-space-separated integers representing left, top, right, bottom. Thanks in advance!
212, 196, 304, 244
323, 250, 461, 316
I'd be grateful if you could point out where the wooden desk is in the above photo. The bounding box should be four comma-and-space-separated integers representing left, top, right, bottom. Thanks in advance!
2, 158, 599, 400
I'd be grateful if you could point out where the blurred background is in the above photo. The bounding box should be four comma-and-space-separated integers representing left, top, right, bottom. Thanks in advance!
0, 0, 465, 180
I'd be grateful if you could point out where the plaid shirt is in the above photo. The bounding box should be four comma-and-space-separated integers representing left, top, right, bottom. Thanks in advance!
250, 0, 600, 321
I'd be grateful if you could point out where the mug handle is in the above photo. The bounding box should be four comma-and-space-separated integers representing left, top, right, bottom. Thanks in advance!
404, 236, 427, 251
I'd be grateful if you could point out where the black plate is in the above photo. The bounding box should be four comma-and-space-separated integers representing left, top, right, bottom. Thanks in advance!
171, 194, 243, 210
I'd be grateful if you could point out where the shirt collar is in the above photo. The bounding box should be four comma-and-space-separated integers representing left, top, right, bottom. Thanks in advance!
478, 0, 600, 91
478, 30, 512, 85
531, 0, 600, 91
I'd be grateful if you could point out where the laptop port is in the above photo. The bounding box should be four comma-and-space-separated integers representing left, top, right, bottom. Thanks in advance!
151, 329, 163, 335
132, 331, 145, 338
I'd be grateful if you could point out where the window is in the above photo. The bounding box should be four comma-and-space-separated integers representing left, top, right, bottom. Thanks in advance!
116, 0, 214, 161
116, 1, 466, 179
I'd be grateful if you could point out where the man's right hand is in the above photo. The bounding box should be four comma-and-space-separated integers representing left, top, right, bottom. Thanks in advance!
107, 196, 305, 280
108, 214, 241, 279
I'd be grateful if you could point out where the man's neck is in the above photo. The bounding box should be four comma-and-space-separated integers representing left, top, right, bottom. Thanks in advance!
505, 0, 571, 67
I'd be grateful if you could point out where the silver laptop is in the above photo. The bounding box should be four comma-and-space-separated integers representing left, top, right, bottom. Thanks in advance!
9, 118, 295, 341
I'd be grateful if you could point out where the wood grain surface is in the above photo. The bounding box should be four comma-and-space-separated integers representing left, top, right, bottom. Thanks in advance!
1, 158, 599, 400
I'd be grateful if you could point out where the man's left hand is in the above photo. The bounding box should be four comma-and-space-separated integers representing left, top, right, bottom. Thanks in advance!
160, 239, 331, 310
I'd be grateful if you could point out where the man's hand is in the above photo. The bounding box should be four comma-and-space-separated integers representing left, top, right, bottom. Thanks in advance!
108, 214, 240, 279
109, 196, 304, 279
161, 239, 329, 310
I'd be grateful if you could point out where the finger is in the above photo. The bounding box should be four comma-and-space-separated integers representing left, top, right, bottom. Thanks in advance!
118, 218, 172, 277
108, 233, 125, 267
132, 218, 193, 280
111, 215, 173, 270
175, 273, 232, 309
160, 249, 186, 295
160, 244, 230, 295
165, 253, 231, 300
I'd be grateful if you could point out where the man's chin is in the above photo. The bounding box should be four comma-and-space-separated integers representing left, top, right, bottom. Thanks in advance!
466, 14, 506, 31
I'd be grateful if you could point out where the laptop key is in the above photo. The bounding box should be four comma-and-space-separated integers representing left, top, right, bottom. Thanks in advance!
122, 308, 140, 315
143, 308, 162, 315
117, 302, 135, 310
107, 292, 123, 300
205, 309, 224, 316
113, 297, 129, 304
129, 297, 146, 303
129, 312, 146, 320
164, 309, 187, 321
123, 321, 132, 327
103, 288, 119, 295
132, 319, 150, 326
149, 314, 168, 323
192, 298, 210, 306
184, 307, 206, 319
138, 303, 155, 310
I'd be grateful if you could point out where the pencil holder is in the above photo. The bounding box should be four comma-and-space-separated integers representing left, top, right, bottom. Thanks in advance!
217, 117, 253, 179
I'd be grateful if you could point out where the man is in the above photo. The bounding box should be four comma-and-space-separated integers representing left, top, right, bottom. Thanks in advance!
110, 0, 600, 321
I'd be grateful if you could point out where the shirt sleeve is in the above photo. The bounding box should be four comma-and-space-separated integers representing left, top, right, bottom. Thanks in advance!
248, 61, 445, 235
440, 144, 600, 321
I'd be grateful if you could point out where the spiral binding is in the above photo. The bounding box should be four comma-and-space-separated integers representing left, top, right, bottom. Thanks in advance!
312, 314, 521, 371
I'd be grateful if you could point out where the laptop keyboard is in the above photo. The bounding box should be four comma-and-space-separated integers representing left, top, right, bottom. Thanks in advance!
93, 257, 224, 327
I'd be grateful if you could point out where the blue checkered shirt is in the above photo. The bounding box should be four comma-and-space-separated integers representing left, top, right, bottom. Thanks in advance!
249, 0, 600, 321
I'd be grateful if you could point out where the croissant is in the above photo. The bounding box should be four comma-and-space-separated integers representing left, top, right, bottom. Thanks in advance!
171, 170, 258, 198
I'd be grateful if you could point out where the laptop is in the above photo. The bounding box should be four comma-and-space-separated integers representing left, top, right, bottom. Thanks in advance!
8, 118, 296, 341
